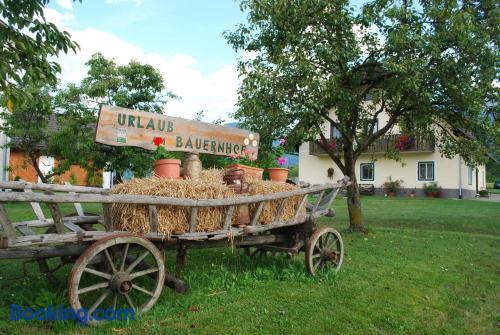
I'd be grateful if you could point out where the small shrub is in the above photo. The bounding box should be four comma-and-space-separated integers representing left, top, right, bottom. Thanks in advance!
383, 177, 403, 195
423, 182, 442, 198
478, 190, 489, 197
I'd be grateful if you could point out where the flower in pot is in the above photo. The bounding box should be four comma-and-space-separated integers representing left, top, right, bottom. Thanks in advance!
267, 138, 289, 182
383, 177, 402, 196
224, 148, 263, 180
394, 134, 415, 151
152, 137, 181, 178
409, 188, 416, 198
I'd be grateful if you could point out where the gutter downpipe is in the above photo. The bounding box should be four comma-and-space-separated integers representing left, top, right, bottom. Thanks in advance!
458, 156, 463, 199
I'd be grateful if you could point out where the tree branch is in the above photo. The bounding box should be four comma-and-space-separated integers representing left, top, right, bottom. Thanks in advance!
314, 123, 346, 173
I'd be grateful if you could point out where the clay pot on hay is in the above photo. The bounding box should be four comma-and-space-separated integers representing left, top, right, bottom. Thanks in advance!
224, 164, 263, 180
268, 168, 289, 183
154, 159, 181, 179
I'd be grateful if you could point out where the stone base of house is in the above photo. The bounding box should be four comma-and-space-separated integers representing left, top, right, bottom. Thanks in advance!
371, 188, 477, 199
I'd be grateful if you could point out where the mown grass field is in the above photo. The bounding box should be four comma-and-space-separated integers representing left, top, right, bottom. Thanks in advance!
0, 197, 498, 334
487, 182, 500, 195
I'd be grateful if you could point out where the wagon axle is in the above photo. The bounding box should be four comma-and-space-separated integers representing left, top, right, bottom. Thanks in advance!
110, 272, 133, 294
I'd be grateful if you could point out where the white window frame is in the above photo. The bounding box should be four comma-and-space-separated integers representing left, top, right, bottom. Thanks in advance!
360, 163, 374, 181
467, 166, 473, 185
417, 161, 435, 182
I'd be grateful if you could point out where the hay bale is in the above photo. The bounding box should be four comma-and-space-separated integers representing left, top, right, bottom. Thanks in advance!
247, 181, 307, 224
111, 175, 233, 234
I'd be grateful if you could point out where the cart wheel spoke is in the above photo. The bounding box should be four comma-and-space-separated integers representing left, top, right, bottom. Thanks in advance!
83, 267, 112, 280
120, 243, 129, 272
325, 236, 338, 251
112, 292, 118, 310
88, 289, 111, 316
313, 259, 322, 271
124, 293, 135, 311
133, 284, 154, 297
77, 282, 109, 295
129, 267, 159, 280
318, 236, 324, 249
104, 249, 117, 274
312, 253, 321, 259
127, 251, 150, 273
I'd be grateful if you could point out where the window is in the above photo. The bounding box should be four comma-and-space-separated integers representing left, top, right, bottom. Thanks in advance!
360, 163, 374, 181
467, 166, 473, 185
418, 161, 434, 181
330, 122, 341, 139
372, 119, 379, 133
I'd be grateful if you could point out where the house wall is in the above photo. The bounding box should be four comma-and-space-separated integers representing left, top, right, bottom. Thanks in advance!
8, 150, 93, 186
299, 143, 486, 198
9, 149, 39, 182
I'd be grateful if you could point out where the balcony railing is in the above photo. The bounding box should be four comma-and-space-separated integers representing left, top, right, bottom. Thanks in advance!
309, 135, 434, 156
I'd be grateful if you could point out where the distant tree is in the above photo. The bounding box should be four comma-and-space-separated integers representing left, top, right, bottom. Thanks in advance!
0, 81, 57, 182
0, 0, 79, 104
50, 53, 177, 181
226, 0, 498, 231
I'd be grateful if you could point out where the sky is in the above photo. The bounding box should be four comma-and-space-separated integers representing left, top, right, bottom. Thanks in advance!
46, 0, 366, 122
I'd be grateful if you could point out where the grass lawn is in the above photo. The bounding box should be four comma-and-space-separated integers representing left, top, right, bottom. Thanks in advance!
487, 182, 500, 195
0, 197, 498, 334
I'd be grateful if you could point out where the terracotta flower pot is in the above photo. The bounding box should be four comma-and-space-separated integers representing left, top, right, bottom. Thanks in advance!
154, 159, 181, 178
224, 164, 263, 180
387, 191, 396, 197
268, 168, 289, 183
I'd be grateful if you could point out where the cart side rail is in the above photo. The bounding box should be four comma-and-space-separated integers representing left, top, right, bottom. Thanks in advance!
0, 181, 108, 194
0, 177, 350, 207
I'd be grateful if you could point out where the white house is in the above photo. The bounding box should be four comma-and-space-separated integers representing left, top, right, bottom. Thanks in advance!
299, 110, 487, 198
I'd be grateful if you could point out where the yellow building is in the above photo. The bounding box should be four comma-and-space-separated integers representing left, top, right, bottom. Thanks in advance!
299, 111, 487, 199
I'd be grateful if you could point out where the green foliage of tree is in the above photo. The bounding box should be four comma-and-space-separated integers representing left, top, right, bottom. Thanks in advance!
49, 53, 177, 182
226, 0, 499, 231
0, 0, 79, 100
0, 81, 56, 182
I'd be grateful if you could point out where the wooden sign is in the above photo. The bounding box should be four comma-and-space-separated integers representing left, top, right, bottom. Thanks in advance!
95, 105, 259, 157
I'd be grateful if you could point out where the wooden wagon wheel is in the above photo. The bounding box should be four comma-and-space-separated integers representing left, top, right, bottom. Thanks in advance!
305, 227, 344, 275
68, 234, 165, 324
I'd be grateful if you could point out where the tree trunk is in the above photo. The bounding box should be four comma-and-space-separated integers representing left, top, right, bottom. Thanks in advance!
343, 147, 365, 232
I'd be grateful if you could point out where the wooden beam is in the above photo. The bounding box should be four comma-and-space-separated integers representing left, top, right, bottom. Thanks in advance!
312, 190, 325, 213
293, 195, 308, 222
0, 203, 16, 239
189, 207, 198, 233
0, 182, 349, 207
250, 202, 265, 226
102, 203, 113, 231
0, 181, 107, 194
149, 205, 158, 233
223, 206, 235, 230
24, 189, 45, 220
47, 203, 64, 234
275, 198, 288, 222
16, 223, 35, 236
65, 182, 85, 216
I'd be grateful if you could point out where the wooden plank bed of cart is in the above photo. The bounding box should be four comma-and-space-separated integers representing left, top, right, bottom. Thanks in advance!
0, 177, 349, 324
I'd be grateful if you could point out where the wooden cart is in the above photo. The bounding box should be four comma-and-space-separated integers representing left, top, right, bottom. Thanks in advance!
0, 178, 348, 324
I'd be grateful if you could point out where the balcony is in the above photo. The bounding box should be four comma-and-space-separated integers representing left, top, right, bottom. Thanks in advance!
309, 135, 434, 156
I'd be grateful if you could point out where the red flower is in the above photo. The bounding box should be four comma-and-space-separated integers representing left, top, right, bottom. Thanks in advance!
153, 137, 163, 146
